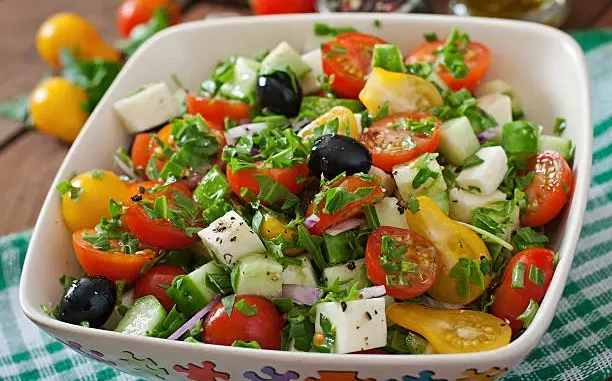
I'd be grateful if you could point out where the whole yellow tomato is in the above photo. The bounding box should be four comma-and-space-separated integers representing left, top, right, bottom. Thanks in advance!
61, 170, 131, 232
29, 77, 89, 143
36, 12, 120, 68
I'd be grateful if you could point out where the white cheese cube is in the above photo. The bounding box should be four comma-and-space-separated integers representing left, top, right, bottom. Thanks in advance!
114, 82, 180, 134
197, 211, 266, 267
475, 79, 512, 98
478, 94, 512, 129
299, 49, 323, 95
283, 255, 318, 287
374, 197, 409, 229
456, 146, 508, 196
354, 113, 363, 136
234, 254, 283, 299
449, 188, 507, 223
315, 298, 387, 353
368, 165, 395, 196
393, 153, 446, 200
323, 259, 368, 291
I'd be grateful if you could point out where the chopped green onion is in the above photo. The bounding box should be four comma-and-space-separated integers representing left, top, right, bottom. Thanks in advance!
517, 299, 539, 329
153, 196, 168, 219
455, 221, 513, 250
529, 265, 545, 286
364, 205, 380, 229
511, 262, 526, 289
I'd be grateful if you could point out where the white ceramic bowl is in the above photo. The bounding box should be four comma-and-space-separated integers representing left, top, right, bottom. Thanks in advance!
20, 13, 592, 381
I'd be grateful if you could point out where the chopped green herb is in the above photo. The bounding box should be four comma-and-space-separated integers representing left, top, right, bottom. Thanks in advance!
430, 89, 496, 134
221, 294, 236, 316
442, 166, 457, 188
424, 32, 439, 42
254, 175, 300, 211
117, 9, 170, 57
312, 312, 335, 353
231, 340, 261, 349
449, 258, 486, 298
154, 196, 169, 219
273, 298, 295, 314
502, 121, 540, 156
517, 299, 539, 329
324, 45, 348, 59
373, 19, 382, 28
462, 154, 484, 168
412, 167, 440, 189
364, 205, 380, 229
318, 186, 375, 215
511, 262, 526, 289
408, 196, 420, 214
56, 172, 82, 201
553, 117, 567, 136
529, 265, 545, 286
433, 27, 470, 79
234, 299, 258, 316
512, 227, 549, 252
314, 22, 357, 37
205, 272, 233, 295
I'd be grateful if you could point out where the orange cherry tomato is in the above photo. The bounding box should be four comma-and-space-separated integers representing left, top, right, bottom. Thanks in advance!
405, 40, 491, 92
322, 32, 387, 99
250, 0, 316, 15
73, 229, 155, 283
521, 151, 573, 227
226, 161, 309, 202
131, 133, 153, 171
491, 248, 556, 334
116, 0, 180, 38
133, 265, 186, 311
186, 93, 250, 128
361, 112, 441, 172
306, 175, 384, 236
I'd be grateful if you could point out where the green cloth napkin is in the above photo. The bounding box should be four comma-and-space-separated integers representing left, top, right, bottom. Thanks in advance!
1, 31, 611, 381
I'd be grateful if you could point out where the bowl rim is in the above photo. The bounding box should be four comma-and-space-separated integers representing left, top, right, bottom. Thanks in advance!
19, 12, 593, 366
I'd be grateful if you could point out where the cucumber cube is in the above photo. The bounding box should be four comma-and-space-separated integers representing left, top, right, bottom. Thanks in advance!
283, 255, 318, 287
233, 254, 283, 298
166, 262, 225, 316
261, 41, 311, 78
539, 135, 573, 159
438, 117, 480, 166
323, 259, 369, 291
115, 295, 167, 336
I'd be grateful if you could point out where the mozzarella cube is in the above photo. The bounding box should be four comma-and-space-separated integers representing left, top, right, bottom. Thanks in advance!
368, 165, 395, 196
354, 113, 363, 136
283, 255, 318, 287
393, 153, 446, 200
478, 94, 512, 129
197, 211, 266, 267
475, 79, 512, 98
449, 188, 507, 223
456, 146, 508, 195
323, 259, 368, 291
315, 298, 387, 353
114, 82, 180, 134
374, 197, 410, 229
299, 49, 324, 95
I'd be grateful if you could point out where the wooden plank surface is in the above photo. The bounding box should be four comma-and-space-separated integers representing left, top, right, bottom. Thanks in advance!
0, 0, 610, 235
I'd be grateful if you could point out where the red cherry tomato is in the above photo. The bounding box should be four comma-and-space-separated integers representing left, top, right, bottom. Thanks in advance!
203, 295, 284, 350
134, 265, 185, 311
186, 93, 250, 128
322, 33, 387, 99
116, 0, 180, 38
353, 348, 388, 354
491, 248, 556, 334
226, 161, 309, 202
405, 40, 491, 92
365, 227, 439, 299
124, 182, 200, 249
521, 151, 573, 227
361, 112, 441, 172
131, 133, 153, 171
306, 175, 384, 236
250, 0, 315, 14
72, 229, 155, 283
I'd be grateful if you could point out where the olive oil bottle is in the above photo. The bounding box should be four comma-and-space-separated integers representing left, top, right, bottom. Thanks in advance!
450, 0, 569, 26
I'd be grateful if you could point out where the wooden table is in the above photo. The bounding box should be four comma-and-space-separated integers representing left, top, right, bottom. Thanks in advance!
0, 0, 610, 235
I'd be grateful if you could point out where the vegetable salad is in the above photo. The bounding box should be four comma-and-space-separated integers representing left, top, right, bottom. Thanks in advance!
48, 23, 574, 355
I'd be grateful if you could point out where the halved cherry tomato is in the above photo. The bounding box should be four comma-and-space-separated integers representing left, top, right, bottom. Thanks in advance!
306, 175, 384, 235
250, 0, 316, 15
297, 106, 359, 141
148, 123, 174, 171
73, 229, 156, 283
186, 93, 249, 128
226, 161, 309, 202
521, 151, 573, 227
386, 303, 511, 354
322, 32, 387, 99
134, 265, 186, 311
491, 248, 556, 334
124, 182, 199, 249
361, 112, 441, 172
203, 295, 284, 350
131, 133, 153, 171
365, 227, 439, 299
116, 0, 180, 38
405, 40, 491, 92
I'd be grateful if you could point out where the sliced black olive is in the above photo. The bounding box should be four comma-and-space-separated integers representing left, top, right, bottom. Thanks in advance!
256, 69, 303, 117
309, 134, 372, 180
58, 276, 117, 328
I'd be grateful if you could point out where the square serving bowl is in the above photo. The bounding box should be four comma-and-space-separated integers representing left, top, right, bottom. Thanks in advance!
19, 13, 592, 381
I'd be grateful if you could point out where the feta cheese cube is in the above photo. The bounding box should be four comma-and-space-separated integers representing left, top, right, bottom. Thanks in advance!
299, 49, 324, 95
369, 165, 396, 196
315, 298, 387, 353
449, 188, 507, 223
197, 211, 266, 267
374, 197, 409, 229
114, 82, 180, 134
393, 153, 446, 200
323, 259, 368, 291
456, 146, 508, 195
478, 94, 512, 129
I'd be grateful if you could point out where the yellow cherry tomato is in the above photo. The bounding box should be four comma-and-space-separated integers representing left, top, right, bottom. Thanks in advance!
405, 196, 491, 305
36, 13, 121, 68
386, 303, 512, 354
61, 170, 131, 232
359, 68, 443, 116
297, 106, 360, 141
260, 214, 302, 256
29, 77, 89, 143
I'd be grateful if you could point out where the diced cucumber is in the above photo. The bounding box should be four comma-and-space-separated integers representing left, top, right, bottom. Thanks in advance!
283, 255, 318, 287
115, 295, 167, 336
166, 262, 225, 316
232, 254, 283, 298
298, 96, 364, 120
372, 44, 405, 73
373, 197, 409, 229
438, 117, 481, 166
323, 259, 369, 291
219, 57, 260, 101
539, 135, 573, 159
261, 41, 311, 78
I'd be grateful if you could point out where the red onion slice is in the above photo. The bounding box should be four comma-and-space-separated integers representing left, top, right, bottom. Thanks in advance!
282, 285, 323, 305
224, 123, 267, 146
304, 214, 320, 228
114, 156, 143, 182
359, 285, 387, 299
168, 296, 220, 340
477, 128, 499, 143
325, 218, 364, 236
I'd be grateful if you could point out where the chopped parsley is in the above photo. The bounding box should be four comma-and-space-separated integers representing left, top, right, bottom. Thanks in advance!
205, 272, 232, 295
90, 169, 105, 180
313, 22, 357, 37
553, 117, 567, 136
235, 299, 258, 316
462, 154, 484, 168
412, 167, 440, 189
56, 172, 82, 201
253, 175, 300, 211
430, 89, 496, 134
529, 265, 545, 286
432, 27, 470, 79
283, 305, 315, 352
221, 294, 236, 316
511, 262, 526, 289
313, 185, 375, 216
517, 299, 539, 329
512, 227, 549, 252
449, 258, 485, 298
407, 196, 420, 214
373, 19, 382, 28
231, 340, 261, 349
424, 32, 439, 42
405, 62, 434, 79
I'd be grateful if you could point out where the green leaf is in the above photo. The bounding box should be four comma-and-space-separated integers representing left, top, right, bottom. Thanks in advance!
90, 169, 105, 180
442, 166, 457, 188
512, 227, 549, 252
273, 298, 295, 314
221, 294, 236, 316
81, 230, 112, 251
231, 340, 261, 349
59, 274, 77, 293
286, 305, 315, 352
511, 262, 526, 289
553, 117, 567, 136
412, 167, 440, 189
320, 186, 375, 215
296, 224, 326, 271
205, 272, 232, 295
433, 27, 470, 79
117, 9, 170, 57
449, 258, 485, 298
462, 154, 485, 169
429, 89, 496, 134
517, 299, 539, 329
381, 235, 408, 258
313, 23, 357, 37
146, 156, 161, 181
386, 326, 430, 354
0, 94, 28, 121
148, 306, 188, 338
56, 176, 83, 201
502, 121, 540, 156
234, 299, 258, 316
154, 196, 169, 219
529, 264, 545, 286
364, 205, 380, 229
407, 196, 420, 214
254, 175, 300, 210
